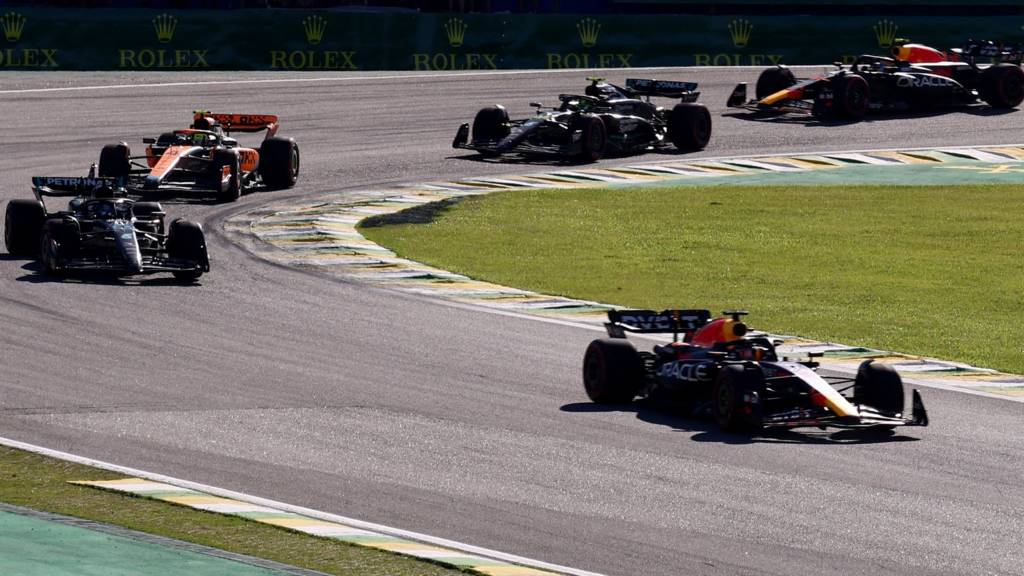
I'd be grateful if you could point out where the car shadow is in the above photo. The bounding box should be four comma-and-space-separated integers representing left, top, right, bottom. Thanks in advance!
723, 105, 1018, 126
448, 152, 598, 167
561, 400, 920, 445
12, 260, 201, 286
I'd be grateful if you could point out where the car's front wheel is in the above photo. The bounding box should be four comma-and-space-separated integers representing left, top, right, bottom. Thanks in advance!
713, 364, 765, 433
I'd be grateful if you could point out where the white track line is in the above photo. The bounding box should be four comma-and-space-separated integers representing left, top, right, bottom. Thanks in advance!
0, 436, 607, 576
0, 65, 832, 95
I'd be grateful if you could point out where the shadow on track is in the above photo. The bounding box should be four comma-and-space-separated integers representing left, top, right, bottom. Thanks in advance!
561, 400, 920, 445
11, 260, 201, 287
723, 105, 1017, 127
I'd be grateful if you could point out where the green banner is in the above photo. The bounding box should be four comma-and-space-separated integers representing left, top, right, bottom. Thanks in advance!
1, 9, 1022, 71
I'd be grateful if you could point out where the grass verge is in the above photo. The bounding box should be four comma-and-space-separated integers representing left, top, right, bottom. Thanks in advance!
0, 445, 467, 576
360, 184, 1024, 374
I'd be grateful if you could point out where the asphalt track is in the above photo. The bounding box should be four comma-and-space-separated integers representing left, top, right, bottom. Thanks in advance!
1, 68, 1022, 576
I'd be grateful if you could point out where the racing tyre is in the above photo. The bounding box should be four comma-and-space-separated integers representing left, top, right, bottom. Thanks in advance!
582, 339, 643, 404
99, 143, 131, 178
471, 105, 510, 143
853, 360, 904, 415
212, 149, 242, 202
668, 103, 712, 151
39, 219, 77, 276
575, 114, 607, 162
167, 218, 208, 283
713, 364, 765, 433
979, 63, 1024, 108
132, 201, 165, 235
755, 66, 797, 99
4, 199, 45, 256
259, 136, 300, 189
834, 75, 869, 119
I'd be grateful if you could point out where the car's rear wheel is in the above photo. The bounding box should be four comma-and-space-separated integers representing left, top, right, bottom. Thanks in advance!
582, 339, 643, 404
713, 364, 765, 433
667, 103, 712, 151
99, 143, 131, 178
834, 75, 870, 119
853, 360, 904, 416
167, 218, 207, 283
979, 63, 1024, 108
259, 137, 300, 189
755, 66, 797, 99
211, 149, 242, 202
4, 199, 46, 257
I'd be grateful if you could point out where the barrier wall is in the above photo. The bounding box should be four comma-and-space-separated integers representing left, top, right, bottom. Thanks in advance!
1, 9, 1021, 70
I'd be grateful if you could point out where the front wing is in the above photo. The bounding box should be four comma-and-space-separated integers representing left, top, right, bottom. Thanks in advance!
761, 389, 929, 429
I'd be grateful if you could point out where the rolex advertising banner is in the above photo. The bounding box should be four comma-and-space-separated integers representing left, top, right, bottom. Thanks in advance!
1, 9, 1021, 71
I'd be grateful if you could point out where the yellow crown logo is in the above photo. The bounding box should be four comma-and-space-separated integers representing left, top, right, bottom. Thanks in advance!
728, 19, 753, 48
874, 19, 898, 48
2, 12, 26, 43
444, 18, 467, 48
153, 13, 177, 44
303, 15, 327, 45
577, 17, 600, 48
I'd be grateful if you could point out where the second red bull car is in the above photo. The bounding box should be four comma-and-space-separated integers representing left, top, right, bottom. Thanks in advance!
727, 39, 1024, 119
583, 309, 929, 433
98, 112, 300, 202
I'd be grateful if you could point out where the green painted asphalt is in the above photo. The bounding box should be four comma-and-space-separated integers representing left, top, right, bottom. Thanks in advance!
0, 509, 296, 576
638, 161, 1024, 187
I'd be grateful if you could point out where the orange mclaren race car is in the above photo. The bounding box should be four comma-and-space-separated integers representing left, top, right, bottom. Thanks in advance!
582, 309, 929, 433
98, 112, 300, 202
727, 39, 1023, 119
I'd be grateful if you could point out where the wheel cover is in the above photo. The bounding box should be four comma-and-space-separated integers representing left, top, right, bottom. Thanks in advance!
1002, 71, 1024, 104
290, 148, 300, 178
586, 121, 604, 152
583, 350, 604, 397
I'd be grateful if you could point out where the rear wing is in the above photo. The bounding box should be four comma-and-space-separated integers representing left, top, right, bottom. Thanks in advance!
605, 309, 711, 340
31, 176, 125, 201
956, 39, 1022, 63
625, 78, 699, 100
207, 113, 280, 136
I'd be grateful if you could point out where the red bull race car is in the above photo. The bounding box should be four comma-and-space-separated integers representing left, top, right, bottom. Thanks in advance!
582, 309, 929, 433
727, 39, 1024, 119
98, 112, 300, 202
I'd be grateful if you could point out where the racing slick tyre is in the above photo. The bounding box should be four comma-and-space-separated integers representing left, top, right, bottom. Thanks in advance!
167, 219, 208, 283
834, 75, 869, 119
667, 103, 712, 151
132, 202, 165, 235
853, 360, 904, 416
98, 143, 131, 178
574, 114, 607, 162
4, 199, 45, 256
582, 339, 643, 404
979, 63, 1024, 109
39, 218, 77, 276
259, 137, 300, 189
211, 149, 242, 202
713, 364, 765, 433
471, 105, 511, 146
755, 66, 797, 99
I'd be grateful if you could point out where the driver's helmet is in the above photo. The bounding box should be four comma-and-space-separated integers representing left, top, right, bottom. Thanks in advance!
192, 132, 208, 145
92, 184, 115, 199
86, 200, 115, 219
585, 82, 618, 99
192, 114, 217, 131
